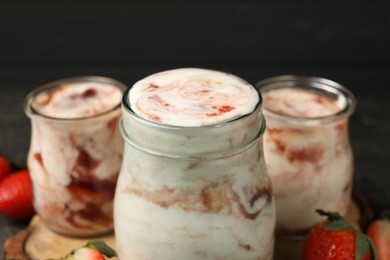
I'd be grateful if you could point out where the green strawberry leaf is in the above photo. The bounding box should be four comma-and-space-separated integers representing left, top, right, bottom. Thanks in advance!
47, 240, 117, 260
355, 232, 371, 259
365, 235, 379, 260
324, 218, 355, 231
86, 240, 117, 257
316, 209, 355, 231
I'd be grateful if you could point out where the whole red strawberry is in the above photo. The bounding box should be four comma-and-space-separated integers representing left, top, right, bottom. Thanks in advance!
366, 215, 390, 260
0, 169, 35, 220
302, 209, 377, 260
0, 156, 12, 182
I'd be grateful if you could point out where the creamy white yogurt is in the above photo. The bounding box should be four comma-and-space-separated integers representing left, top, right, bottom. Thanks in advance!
129, 68, 259, 126
33, 82, 123, 119
263, 87, 344, 118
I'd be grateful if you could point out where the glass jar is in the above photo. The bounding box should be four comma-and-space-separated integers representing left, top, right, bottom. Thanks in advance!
114, 71, 275, 259
24, 76, 126, 236
256, 75, 356, 236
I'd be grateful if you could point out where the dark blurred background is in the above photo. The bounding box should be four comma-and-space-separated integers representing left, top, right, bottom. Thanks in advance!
1, 0, 389, 252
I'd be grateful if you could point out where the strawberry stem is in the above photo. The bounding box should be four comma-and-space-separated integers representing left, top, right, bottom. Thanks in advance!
316, 209, 342, 221
316, 209, 354, 232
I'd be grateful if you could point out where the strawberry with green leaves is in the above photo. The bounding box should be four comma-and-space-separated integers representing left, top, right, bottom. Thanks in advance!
66, 248, 105, 260
56, 240, 117, 260
366, 214, 390, 260
302, 209, 377, 260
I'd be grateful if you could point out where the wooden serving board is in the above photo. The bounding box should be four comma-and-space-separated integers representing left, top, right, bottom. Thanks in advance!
3, 217, 117, 260
3, 200, 365, 260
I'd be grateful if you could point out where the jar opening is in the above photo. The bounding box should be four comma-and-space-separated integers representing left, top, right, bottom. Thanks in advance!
122, 68, 264, 130
256, 75, 356, 125
122, 88, 263, 131
24, 76, 127, 122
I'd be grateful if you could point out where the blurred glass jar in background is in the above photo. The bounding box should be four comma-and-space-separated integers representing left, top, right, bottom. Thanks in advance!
256, 75, 356, 237
115, 68, 275, 259
24, 76, 126, 236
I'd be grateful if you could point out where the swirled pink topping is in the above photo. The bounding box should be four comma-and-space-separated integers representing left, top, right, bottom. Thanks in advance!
32, 82, 123, 119
129, 68, 259, 126
263, 88, 345, 118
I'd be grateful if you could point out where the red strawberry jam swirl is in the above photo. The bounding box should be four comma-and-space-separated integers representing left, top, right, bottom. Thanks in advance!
130, 68, 259, 127
33, 82, 123, 119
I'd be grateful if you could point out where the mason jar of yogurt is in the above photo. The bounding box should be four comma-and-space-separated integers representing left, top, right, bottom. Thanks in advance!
24, 76, 126, 236
115, 68, 275, 259
256, 75, 356, 236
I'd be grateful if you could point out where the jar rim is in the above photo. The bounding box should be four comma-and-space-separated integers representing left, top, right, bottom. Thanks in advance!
121, 68, 263, 130
24, 76, 127, 122
255, 75, 356, 125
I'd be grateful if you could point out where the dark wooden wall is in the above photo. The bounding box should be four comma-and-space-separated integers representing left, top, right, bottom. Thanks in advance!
0, 0, 389, 215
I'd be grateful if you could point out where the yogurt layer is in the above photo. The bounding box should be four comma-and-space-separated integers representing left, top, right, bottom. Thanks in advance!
263, 87, 344, 118
129, 68, 259, 127
33, 82, 123, 118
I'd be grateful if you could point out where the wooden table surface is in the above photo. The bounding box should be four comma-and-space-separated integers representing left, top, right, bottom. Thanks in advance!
1, 0, 389, 257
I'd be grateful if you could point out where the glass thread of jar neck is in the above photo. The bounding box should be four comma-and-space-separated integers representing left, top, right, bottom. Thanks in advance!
119, 117, 267, 161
